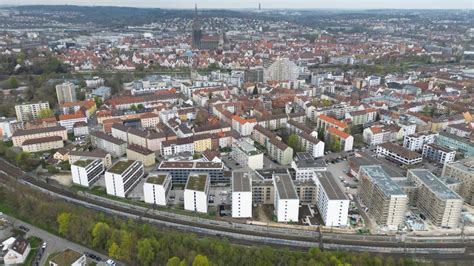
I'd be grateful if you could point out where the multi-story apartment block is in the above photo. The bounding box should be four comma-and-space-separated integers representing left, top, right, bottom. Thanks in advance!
298, 131, 325, 157
68, 149, 112, 168
15, 102, 50, 122
436, 131, 474, 157
446, 123, 472, 138
314, 172, 350, 227
376, 142, 422, 165
252, 125, 293, 165
55, 82, 77, 104
231, 138, 264, 170
143, 172, 172, 206
407, 169, 463, 228
442, 157, 474, 205
12, 126, 67, 148
363, 126, 397, 146
184, 173, 210, 213
403, 131, 437, 151
71, 159, 104, 187
422, 143, 456, 164
105, 160, 144, 198
326, 127, 353, 152
156, 161, 226, 183
231, 172, 252, 218
161, 137, 195, 156
91, 131, 127, 157
291, 153, 327, 181
21, 136, 64, 153
273, 173, 299, 222
126, 144, 156, 167
316, 114, 347, 131
358, 165, 408, 230
345, 108, 377, 126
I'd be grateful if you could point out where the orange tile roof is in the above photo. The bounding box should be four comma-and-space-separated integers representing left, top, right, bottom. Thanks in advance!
232, 115, 257, 124
59, 111, 85, 121
327, 127, 351, 139
370, 127, 382, 134
318, 114, 347, 128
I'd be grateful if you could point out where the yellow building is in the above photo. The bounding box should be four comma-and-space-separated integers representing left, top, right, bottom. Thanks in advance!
193, 134, 213, 153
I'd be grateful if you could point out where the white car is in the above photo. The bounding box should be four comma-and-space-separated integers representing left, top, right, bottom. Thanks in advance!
42, 242, 47, 249
106, 259, 116, 266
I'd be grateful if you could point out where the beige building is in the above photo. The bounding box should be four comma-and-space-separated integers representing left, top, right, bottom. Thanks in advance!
358, 165, 408, 230
442, 157, 474, 205
126, 145, 156, 167
15, 102, 50, 122
21, 136, 64, 153
12, 126, 68, 147
140, 112, 160, 128
68, 149, 113, 168
252, 125, 293, 165
407, 169, 463, 228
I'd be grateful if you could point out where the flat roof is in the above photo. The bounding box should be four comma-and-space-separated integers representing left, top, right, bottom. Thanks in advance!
49, 249, 83, 265
73, 159, 94, 167
315, 172, 347, 200
409, 169, 462, 200
378, 142, 421, 160
159, 161, 222, 169
446, 157, 474, 173
232, 172, 251, 192
349, 156, 405, 177
108, 160, 135, 174
273, 173, 298, 200
295, 158, 326, 168
186, 173, 209, 191
146, 172, 169, 185
360, 165, 406, 196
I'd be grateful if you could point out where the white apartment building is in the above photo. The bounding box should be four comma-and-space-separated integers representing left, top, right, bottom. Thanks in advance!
231, 138, 264, 170
105, 160, 144, 198
407, 169, 463, 228
15, 102, 50, 122
273, 173, 299, 222
143, 172, 172, 206
358, 165, 408, 230
422, 143, 456, 165
184, 173, 210, 213
231, 172, 252, 218
91, 131, 127, 157
376, 142, 422, 165
403, 131, 437, 151
314, 172, 350, 227
291, 153, 327, 181
71, 159, 104, 187
56, 82, 77, 104
263, 57, 300, 82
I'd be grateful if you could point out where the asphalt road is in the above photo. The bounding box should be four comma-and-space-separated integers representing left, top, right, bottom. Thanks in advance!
1, 214, 112, 266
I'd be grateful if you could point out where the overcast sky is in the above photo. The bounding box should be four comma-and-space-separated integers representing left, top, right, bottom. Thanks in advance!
2, 0, 473, 9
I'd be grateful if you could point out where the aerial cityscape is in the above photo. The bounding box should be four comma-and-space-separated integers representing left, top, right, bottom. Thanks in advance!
0, 2, 473, 266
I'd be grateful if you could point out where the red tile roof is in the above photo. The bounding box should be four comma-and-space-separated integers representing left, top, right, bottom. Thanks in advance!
318, 114, 347, 128
327, 127, 351, 139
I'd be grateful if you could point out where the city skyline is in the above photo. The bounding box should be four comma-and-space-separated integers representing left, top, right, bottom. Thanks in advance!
2, 0, 473, 9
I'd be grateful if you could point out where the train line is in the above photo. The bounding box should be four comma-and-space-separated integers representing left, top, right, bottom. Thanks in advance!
1, 159, 473, 260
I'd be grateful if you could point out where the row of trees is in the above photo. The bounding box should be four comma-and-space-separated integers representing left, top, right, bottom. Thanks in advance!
0, 176, 419, 266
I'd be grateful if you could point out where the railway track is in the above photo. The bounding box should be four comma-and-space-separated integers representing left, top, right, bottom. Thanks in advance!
1, 159, 473, 260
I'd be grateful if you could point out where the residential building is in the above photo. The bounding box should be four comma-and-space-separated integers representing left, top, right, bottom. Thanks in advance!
407, 169, 463, 228
91, 131, 127, 157
49, 249, 87, 266
56, 82, 77, 104
140, 112, 160, 128
358, 165, 408, 229
403, 131, 437, 151
2, 237, 30, 265
291, 153, 327, 181
105, 160, 144, 198
252, 125, 293, 165
0, 117, 17, 139
143, 172, 172, 206
90, 86, 111, 100
21, 136, 64, 153
363, 126, 397, 145
12, 126, 67, 147
231, 137, 264, 170
436, 131, 474, 156
263, 57, 299, 82
156, 161, 226, 183
314, 171, 350, 227
326, 127, 353, 152
15, 102, 50, 122
273, 173, 299, 222
161, 137, 195, 156
422, 143, 456, 164
232, 172, 252, 218
184, 173, 210, 213
376, 142, 422, 165
193, 133, 213, 153
446, 123, 472, 138
298, 131, 325, 157
59, 111, 88, 132
345, 108, 377, 126
68, 149, 112, 168
442, 157, 474, 205
232, 116, 257, 136
73, 121, 89, 137
316, 114, 347, 131
71, 159, 104, 187
126, 144, 155, 167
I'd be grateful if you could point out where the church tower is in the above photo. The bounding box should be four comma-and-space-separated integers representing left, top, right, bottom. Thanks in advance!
192, 3, 202, 49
